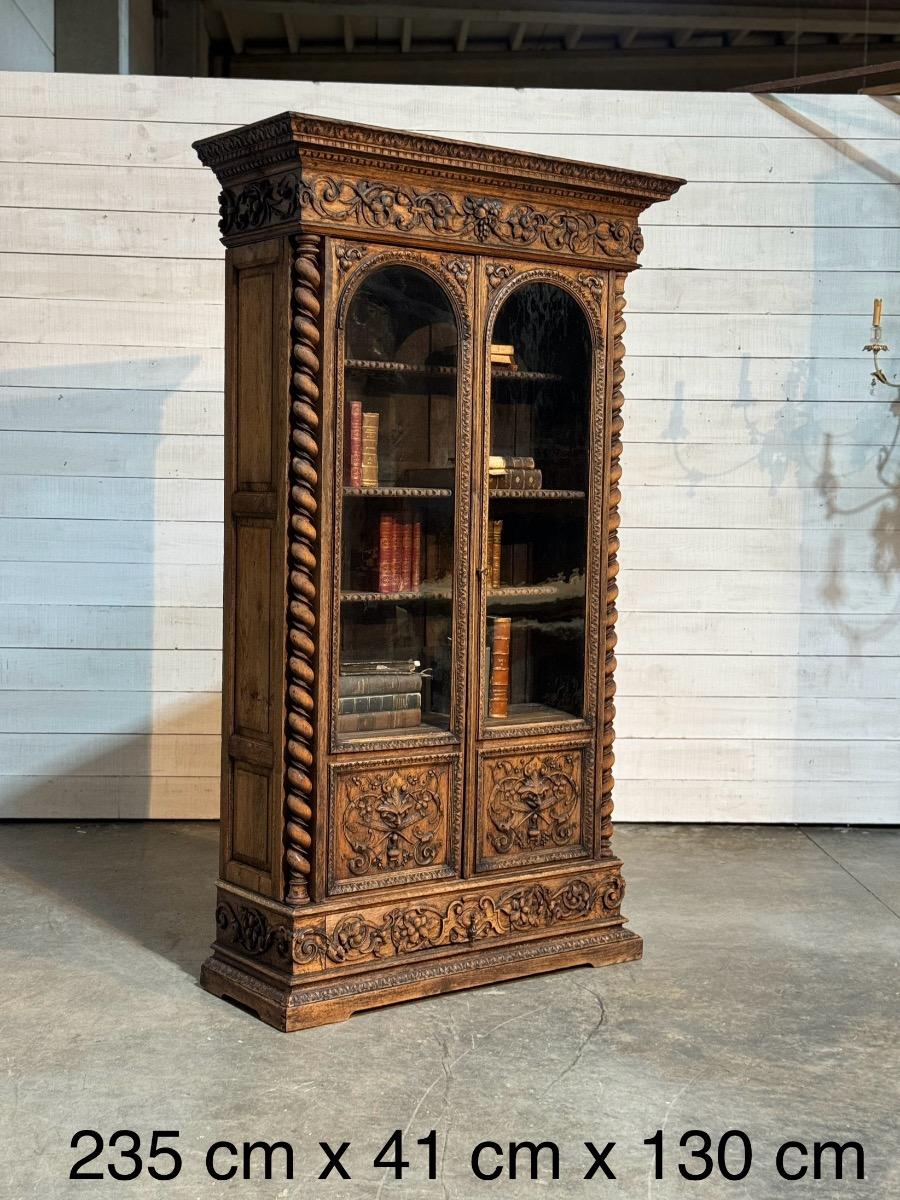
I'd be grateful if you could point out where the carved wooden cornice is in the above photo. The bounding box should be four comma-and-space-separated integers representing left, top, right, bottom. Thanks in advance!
194, 111, 684, 262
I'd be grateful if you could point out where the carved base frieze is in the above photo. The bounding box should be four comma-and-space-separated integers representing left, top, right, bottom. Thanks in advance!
202, 922, 642, 1032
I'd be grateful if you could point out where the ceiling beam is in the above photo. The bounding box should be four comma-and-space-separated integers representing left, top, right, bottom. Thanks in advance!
282, 11, 299, 53
221, 9, 244, 54
400, 16, 412, 52
342, 15, 354, 52
619, 27, 639, 49
672, 29, 694, 48
510, 22, 527, 52
455, 18, 469, 52
733, 55, 900, 90
210, 3, 900, 39
564, 25, 582, 51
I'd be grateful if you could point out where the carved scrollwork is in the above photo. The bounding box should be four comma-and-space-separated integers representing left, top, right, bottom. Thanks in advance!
442, 256, 472, 285
295, 174, 640, 261
487, 752, 580, 854
218, 170, 301, 236
577, 273, 604, 304
486, 262, 516, 288
341, 767, 444, 876
215, 901, 292, 961
335, 242, 369, 272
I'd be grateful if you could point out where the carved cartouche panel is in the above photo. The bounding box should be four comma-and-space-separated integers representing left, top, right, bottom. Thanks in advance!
329, 757, 460, 894
477, 746, 589, 872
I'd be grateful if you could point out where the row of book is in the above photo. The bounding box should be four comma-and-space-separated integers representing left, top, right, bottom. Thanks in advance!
347, 402, 379, 487
337, 659, 423, 734
378, 512, 423, 593
489, 455, 542, 492
490, 343, 517, 370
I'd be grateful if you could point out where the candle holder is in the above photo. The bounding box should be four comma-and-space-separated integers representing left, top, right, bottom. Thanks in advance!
864, 298, 899, 392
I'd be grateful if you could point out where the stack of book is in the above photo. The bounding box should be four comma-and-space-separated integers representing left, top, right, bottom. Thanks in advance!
378, 512, 423, 593
490, 343, 517, 370
489, 455, 542, 491
338, 659, 423, 734
347, 402, 380, 487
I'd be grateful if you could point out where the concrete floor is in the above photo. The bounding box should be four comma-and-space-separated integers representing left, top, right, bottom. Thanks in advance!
0, 823, 897, 1199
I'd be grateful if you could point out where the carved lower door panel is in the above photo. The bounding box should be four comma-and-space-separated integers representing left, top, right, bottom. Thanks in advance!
475, 740, 593, 873
327, 753, 461, 895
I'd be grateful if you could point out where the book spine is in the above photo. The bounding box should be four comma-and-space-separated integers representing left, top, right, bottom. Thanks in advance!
489, 455, 535, 470
338, 692, 422, 716
337, 707, 420, 734
490, 469, 542, 491
411, 516, 422, 591
378, 513, 392, 594
348, 401, 363, 487
400, 514, 413, 592
488, 616, 512, 719
338, 672, 424, 698
340, 659, 420, 675
490, 519, 502, 587
361, 411, 379, 487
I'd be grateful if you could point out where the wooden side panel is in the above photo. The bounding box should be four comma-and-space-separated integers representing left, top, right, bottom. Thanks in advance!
221, 238, 290, 897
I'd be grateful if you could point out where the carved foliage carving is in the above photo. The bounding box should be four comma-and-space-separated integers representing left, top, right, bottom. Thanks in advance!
341, 767, 444, 876
218, 171, 301, 236
486, 751, 581, 854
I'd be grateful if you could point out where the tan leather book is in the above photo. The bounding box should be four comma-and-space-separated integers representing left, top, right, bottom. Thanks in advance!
490, 519, 503, 588
488, 616, 511, 719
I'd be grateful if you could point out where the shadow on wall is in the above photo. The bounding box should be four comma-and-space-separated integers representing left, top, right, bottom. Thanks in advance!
0, 352, 223, 823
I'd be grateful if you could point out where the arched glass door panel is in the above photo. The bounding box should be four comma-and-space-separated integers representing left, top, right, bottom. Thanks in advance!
484, 281, 592, 728
337, 265, 459, 742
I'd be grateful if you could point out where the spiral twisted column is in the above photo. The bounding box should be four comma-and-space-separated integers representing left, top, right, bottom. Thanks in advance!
600, 272, 627, 858
284, 234, 322, 904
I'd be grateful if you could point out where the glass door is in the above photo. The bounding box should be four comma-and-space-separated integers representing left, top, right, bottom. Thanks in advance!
480, 279, 593, 732
334, 261, 464, 747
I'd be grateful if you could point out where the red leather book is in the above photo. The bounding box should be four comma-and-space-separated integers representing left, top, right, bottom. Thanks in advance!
348, 401, 363, 487
411, 517, 422, 591
400, 515, 413, 592
378, 513, 392, 593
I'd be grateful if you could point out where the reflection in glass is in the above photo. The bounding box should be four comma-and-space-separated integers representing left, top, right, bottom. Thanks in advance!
485, 283, 591, 727
338, 266, 458, 741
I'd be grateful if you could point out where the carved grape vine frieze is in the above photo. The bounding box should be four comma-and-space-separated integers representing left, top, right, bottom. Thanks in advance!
486, 752, 581, 854
217, 170, 643, 263
442, 256, 472, 284
340, 767, 444, 876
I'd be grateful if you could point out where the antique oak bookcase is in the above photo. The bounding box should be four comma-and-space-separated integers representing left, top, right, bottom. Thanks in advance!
194, 113, 683, 1030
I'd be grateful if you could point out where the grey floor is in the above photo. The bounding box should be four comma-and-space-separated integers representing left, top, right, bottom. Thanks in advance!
0, 823, 897, 1199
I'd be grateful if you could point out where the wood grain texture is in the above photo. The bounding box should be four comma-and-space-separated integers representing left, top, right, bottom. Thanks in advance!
0, 74, 897, 830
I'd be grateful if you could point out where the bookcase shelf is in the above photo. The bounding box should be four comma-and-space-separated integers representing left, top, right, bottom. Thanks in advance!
343, 486, 453, 498
484, 702, 580, 729
491, 368, 564, 382
346, 358, 457, 377
341, 589, 452, 603
487, 584, 561, 599
488, 488, 585, 500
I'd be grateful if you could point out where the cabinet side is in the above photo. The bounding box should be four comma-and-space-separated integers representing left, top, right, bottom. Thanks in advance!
220, 237, 292, 899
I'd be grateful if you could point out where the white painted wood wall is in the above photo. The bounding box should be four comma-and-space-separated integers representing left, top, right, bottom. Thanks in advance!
1, 72, 898, 822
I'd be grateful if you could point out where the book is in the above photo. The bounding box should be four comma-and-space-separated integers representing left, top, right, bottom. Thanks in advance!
490, 343, 516, 368
338, 672, 424, 697
489, 455, 535, 471
348, 401, 363, 487
490, 468, 542, 491
338, 691, 422, 716
361, 411, 379, 487
489, 519, 503, 588
337, 708, 421, 734
488, 615, 512, 719
400, 514, 413, 592
340, 658, 420, 675
411, 517, 422, 591
378, 513, 393, 593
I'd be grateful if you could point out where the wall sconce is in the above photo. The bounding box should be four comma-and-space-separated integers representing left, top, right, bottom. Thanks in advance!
864, 298, 900, 392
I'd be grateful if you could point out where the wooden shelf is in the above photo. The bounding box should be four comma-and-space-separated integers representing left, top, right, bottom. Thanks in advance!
488, 488, 585, 500
341, 588, 452, 603
488, 584, 561, 599
343, 486, 452, 498
485, 702, 579, 728
345, 358, 456, 376
491, 368, 564, 382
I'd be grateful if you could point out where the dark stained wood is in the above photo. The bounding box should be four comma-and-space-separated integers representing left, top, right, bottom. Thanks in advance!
196, 112, 684, 1030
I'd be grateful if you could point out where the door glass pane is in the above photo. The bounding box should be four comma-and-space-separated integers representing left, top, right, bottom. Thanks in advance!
338, 265, 458, 742
485, 282, 591, 728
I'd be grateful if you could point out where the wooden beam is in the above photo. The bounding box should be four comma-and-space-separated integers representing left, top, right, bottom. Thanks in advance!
729, 29, 751, 46
221, 9, 244, 54
734, 56, 900, 90
673, 29, 694, 48
400, 16, 412, 52
510, 21, 527, 51
455, 18, 469, 52
565, 25, 582, 51
619, 27, 639, 49
282, 11, 299, 54
343, 15, 354, 52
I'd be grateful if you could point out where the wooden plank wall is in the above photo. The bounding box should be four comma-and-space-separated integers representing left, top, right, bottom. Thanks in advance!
0, 72, 897, 821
